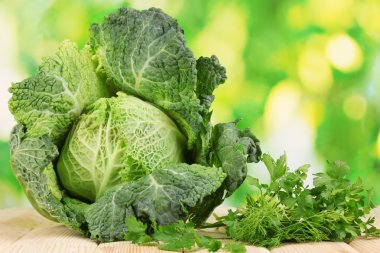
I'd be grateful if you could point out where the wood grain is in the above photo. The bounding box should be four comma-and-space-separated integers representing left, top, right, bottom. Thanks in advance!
0, 208, 52, 252
1, 207, 380, 252
6, 223, 98, 253
349, 238, 380, 253
94, 241, 270, 253
270, 242, 360, 253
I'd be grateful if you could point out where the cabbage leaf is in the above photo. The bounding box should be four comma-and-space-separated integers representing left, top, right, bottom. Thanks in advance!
8, 41, 109, 144
86, 164, 226, 241
90, 8, 203, 148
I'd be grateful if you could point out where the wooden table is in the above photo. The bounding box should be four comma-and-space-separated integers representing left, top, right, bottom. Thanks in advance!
1, 208, 380, 253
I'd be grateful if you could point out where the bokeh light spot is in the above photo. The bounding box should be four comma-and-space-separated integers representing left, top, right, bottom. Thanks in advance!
0, 9, 20, 140
308, 0, 354, 31
377, 132, 380, 158
301, 100, 324, 129
194, 3, 247, 124
343, 94, 367, 120
357, 1, 380, 39
264, 80, 301, 130
298, 47, 333, 94
326, 34, 363, 72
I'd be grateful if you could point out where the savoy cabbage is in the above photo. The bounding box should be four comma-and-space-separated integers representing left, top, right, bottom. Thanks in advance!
8, 7, 261, 242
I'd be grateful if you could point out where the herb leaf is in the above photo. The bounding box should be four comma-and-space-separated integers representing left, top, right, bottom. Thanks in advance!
154, 221, 196, 251
124, 216, 153, 244
224, 242, 246, 253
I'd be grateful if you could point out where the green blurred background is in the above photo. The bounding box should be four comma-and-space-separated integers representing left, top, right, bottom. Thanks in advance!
0, 0, 379, 208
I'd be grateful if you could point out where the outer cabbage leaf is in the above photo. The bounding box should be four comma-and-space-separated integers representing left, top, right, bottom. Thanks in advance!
196, 55, 226, 110
190, 122, 262, 226
9, 125, 89, 231
8, 41, 110, 145
86, 164, 226, 242
57, 93, 186, 202
193, 55, 226, 165
211, 122, 261, 194
90, 7, 202, 148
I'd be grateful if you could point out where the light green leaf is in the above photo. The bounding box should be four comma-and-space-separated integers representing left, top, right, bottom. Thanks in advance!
263, 153, 287, 183
125, 216, 153, 244
57, 93, 186, 202
155, 221, 196, 251
245, 176, 260, 188
9, 41, 109, 144
327, 160, 350, 179
224, 242, 246, 253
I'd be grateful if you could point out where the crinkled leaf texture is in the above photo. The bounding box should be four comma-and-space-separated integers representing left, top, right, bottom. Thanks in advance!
9, 125, 89, 230
193, 55, 226, 166
9, 124, 226, 242
190, 122, 262, 226
90, 8, 205, 148
86, 164, 226, 241
196, 55, 226, 109
8, 41, 109, 145
211, 123, 261, 194
57, 92, 186, 202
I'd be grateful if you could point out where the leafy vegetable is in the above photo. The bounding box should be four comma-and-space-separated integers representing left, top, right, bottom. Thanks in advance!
216, 153, 380, 248
8, 7, 261, 242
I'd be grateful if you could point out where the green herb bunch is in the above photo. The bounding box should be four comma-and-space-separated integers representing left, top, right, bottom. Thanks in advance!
217, 153, 380, 248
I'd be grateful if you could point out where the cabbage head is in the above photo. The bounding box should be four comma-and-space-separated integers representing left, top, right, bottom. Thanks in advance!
8, 7, 261, 242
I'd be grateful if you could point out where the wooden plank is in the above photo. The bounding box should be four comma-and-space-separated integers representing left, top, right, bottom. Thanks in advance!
270, 242, 360, 253
197, 227, 229, 239
95, 242, 174, 253
244, 245, 271, 253
349, 238, 380, 253
6, 223, 98, 253
95, 241, 270, 253
2, 207, 380, 253
0, 208, 53, 251
0, 208, 46, 223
